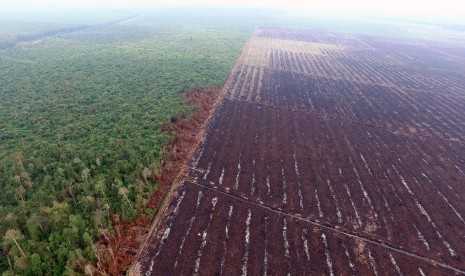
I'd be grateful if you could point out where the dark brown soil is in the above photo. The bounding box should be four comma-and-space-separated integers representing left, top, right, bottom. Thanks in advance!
130, 27, 465, 275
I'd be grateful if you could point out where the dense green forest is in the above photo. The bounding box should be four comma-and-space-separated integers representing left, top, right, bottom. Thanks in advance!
0, 10, 255, 274
3, 5, 454, 274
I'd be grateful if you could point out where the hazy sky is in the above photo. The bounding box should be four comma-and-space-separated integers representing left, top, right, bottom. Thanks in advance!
4, 0, 465, 18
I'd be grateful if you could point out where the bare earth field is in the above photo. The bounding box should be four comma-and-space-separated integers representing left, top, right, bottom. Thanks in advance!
131, 27, 465, 275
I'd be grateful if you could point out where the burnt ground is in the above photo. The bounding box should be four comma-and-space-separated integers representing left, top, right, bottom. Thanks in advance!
130, 27, 465, 275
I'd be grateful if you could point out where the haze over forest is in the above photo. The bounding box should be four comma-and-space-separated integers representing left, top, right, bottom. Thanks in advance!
2, 0, 465, 39
1, 0, 465, 275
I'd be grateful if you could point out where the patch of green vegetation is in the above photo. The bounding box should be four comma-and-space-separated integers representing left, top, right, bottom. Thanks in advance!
0, 11, 254, 274
0, 21, 62, 48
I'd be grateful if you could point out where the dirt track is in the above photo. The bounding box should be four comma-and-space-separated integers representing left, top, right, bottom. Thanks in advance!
130, 27, 465, 275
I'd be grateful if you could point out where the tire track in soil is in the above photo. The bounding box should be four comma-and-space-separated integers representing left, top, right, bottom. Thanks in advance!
185, 180, 465, 275
226, 97, 465, 146
131, 27, 465, 275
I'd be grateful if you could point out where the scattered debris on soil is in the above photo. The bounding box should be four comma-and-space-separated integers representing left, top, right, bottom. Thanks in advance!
130, 27, 465, 275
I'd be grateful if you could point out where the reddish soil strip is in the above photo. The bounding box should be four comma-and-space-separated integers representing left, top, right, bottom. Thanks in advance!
96, 86, 223, 274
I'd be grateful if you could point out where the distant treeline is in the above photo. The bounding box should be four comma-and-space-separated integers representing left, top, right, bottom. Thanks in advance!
0, 17, 250, 274
0, 14, 142, 49
0, 25, 90, 49
16, 25, 90, 42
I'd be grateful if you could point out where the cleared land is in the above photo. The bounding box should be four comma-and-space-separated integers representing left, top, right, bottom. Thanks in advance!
0, 15, 250, 274
132, 27, 465, 275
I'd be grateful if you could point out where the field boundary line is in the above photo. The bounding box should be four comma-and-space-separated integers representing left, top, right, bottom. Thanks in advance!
129, 30, 259, 275
224, 97, 465, 145
186, 180, 465, 275
243, 64, 465, 99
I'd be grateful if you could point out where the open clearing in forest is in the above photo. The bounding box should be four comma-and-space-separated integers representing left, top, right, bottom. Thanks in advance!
132, 27, 465, 275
